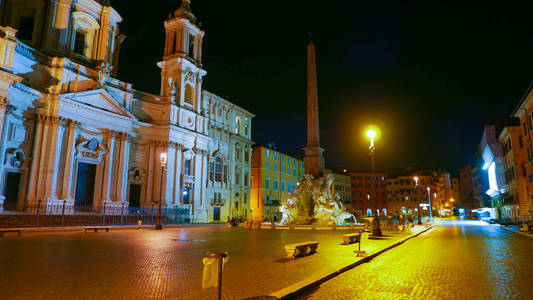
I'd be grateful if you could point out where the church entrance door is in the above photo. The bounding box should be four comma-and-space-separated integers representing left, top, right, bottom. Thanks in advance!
3, 172, 21, 210
129, 184, 141, 207
74, 162, 97, 209
213, 207, 220, 221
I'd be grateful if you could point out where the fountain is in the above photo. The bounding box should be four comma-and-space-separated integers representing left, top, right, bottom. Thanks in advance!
279, 171, 356, 225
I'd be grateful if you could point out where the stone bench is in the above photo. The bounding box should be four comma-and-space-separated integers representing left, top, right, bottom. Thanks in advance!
82, 226, 111, 234
284, 241, 319, 259
342, 233, 361, 245
0, 228, 23, 237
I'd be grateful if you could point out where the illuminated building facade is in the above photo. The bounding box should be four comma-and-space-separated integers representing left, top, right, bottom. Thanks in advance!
387, 175, 434, 217
0, 0, 253, 223
350, 171, 388, 217
513, 87, 533, 219
498, 126, 529, 220
250, 145, 304, 221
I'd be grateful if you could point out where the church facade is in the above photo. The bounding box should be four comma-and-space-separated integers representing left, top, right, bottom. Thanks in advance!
0, 0, 254, 223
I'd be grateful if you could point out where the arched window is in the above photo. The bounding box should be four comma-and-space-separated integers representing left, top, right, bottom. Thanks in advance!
70, 12, 100, 59
215, 157, 222, 182
184, 84, 194, 105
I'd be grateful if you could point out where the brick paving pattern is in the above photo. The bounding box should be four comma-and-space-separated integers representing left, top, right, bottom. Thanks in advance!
303, 220, 533, 300
0, 225, 421, 299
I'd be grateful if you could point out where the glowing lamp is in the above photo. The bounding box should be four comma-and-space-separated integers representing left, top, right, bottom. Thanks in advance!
160, 152, 167, 165
366, 129, 377, 140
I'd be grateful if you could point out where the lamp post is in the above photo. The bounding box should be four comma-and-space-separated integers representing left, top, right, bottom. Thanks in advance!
366, 126, 382, 236
427, 185, 433, 223
414, 176, 422, 225
155, 152, 167, 230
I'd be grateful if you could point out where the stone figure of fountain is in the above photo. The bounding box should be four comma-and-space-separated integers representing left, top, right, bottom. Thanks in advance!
279, 171, 356, 225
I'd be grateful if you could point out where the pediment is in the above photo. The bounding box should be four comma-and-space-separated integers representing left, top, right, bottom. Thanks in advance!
61, 88, 136, 119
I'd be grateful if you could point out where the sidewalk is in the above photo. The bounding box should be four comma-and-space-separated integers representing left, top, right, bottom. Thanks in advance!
499, 224, 533, 238
0, 224, 433, 300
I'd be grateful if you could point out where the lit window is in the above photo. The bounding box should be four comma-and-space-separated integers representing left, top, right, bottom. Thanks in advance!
184, 84, 194, 105
214, 157, 222, 182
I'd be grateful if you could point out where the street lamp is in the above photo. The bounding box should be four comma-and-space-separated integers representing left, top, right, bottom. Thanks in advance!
413, 176, 422, 225
155, 152, 167, 230
365, 126, 382, 236
427, 186, 433, 223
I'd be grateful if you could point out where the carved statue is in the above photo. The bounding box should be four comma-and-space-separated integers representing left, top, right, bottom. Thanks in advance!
278, 171, 356, 226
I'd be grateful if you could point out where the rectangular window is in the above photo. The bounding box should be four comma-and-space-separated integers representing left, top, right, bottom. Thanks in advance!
184, 159, 191, 176
281, 181, 285, 191
209, 162, 214, 181
235, 171, 240, 185
223, 165, 228, 183
188, 34, 195, 58
265, 178, 270, 189
18, 15, 35, 41
74, 30, 86, 55
274, 180, 278, 191
524, 122, 528, 135
244, 173, 249, 187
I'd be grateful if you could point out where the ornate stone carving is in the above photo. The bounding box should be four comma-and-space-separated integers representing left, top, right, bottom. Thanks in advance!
184, 68, 196, 84
96, 62, 112, 88
75, 136, 108, 163
128, 167, 146, 184
4, 148, 25, 169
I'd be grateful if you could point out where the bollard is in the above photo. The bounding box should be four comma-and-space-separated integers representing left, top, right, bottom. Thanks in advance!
137, 220, 142, 230
271, 221, 276, 230
311, 223, 316, 231
354, 231, 370, 257
332, 223, 337, 231
203, 252, 229, 300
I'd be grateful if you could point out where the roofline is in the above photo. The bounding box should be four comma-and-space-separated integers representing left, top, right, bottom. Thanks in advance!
512, 80, 533, 117
202, 90, 255, 117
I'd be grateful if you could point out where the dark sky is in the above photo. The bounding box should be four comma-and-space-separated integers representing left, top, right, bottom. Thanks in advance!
113, 0, 533, 175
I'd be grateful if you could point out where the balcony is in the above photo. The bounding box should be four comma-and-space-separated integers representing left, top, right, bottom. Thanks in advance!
210, 199, 226, 207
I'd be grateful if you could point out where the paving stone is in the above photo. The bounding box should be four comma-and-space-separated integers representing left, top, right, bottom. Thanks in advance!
0, 225, 421, 299
303, 220, 533, 300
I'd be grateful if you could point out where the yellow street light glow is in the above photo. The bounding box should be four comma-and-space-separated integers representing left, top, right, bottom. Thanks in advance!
450, 198, 454, 202
366, 129, 377, 140
365, 125, 380, 149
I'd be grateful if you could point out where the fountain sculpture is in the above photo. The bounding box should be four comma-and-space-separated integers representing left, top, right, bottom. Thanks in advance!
279, 171, 356, 225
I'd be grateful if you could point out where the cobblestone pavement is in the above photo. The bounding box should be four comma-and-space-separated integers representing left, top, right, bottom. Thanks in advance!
303, 219, 533, 300
0, 224, 421, 299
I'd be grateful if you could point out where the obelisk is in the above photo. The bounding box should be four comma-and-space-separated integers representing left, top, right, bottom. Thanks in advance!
303, 38, 325, 179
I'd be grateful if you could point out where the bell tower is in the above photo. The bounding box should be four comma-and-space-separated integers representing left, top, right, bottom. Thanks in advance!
158, 0, 206, 112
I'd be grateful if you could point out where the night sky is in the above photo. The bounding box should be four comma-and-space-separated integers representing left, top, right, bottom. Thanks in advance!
113, 0, 533, 175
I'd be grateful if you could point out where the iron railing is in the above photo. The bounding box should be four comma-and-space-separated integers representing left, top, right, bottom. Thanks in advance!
0, 202, 190, 228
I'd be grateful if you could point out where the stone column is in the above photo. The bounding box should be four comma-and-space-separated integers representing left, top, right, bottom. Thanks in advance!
145, 142, 156, 204
115, 133, 130, 203
59, 120, 78, 201
43, 116, 62, 201
173, 145, 182, 205
26, 114, 45, 205
100, 130, 116, 202
0, 98, 10, 207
